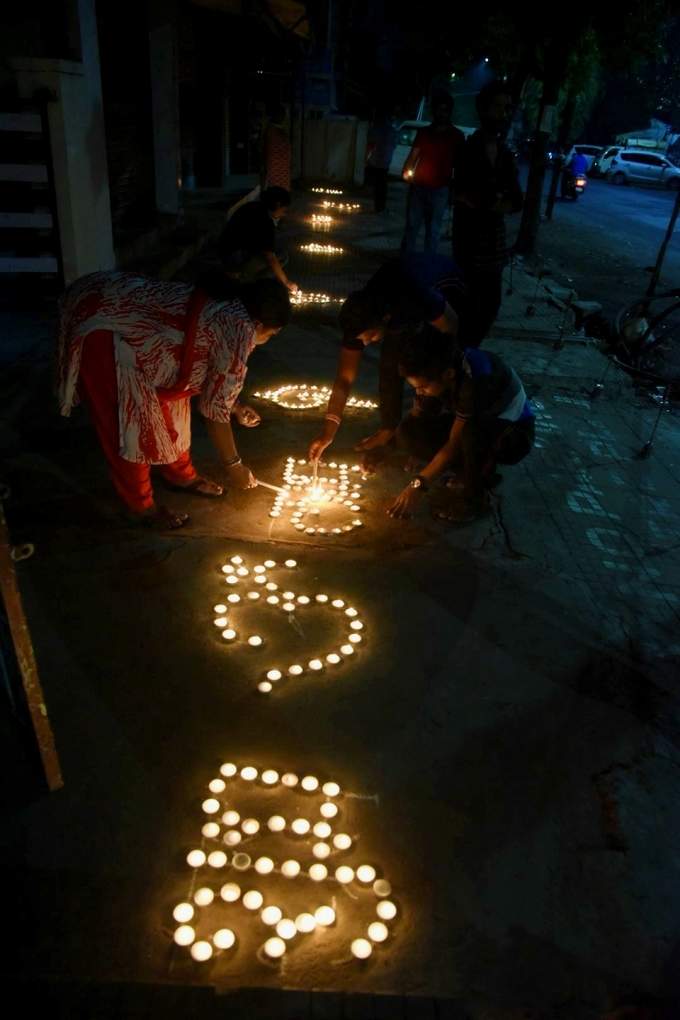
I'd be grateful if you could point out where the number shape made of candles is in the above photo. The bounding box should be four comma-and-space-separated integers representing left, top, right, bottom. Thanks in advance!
267, 458, 367, 537
213, 554, 365, 694
172, 761, 399, 967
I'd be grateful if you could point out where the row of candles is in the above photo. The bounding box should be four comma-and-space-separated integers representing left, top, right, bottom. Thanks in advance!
172, 763, 397, 963
252, 383, 376, 411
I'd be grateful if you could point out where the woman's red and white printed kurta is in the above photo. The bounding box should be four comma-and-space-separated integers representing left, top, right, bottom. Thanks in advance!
58, 271, 256, 464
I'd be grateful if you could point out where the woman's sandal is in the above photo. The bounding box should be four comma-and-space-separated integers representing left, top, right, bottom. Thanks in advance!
162, 476, 224, 498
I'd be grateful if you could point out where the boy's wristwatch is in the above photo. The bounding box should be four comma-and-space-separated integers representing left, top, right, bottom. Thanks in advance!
410, 475, 428, 491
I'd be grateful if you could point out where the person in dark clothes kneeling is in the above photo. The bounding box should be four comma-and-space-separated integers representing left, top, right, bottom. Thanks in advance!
388, 331, 535, 524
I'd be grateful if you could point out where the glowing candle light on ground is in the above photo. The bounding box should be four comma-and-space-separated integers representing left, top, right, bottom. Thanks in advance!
191, 941, 213, 961
281, 859, 301, 878
214, 604, 227, 614
223, 809, 240, 825
220, 883, 241, 902
264, 936, 286, 958
295, 912, 316, 933
282, 773, 298, 787
357, 865, 376, 884
209, 778, 226, 794
326, 653, 341, 665
322, 781, 340, 797
187, 849, 206, 867
340, 644, 355, 656
202, 822, 220, 838
194, 887, 214, 906
276, 918, 297, 940
333, 833, 352, 850
220, 762, 237, 777
222, 629, 237, 641
373, 879, 392, 897
213, 929, 236, 950
368, 922, 389, 943
240, 766, 258, 781
208, 851, 227, 868
255, 856, 275, 875
335, 865, 355, 884
173, 903, 194, 923
243, 890, 264, 910
261, 905, 283, 926
266, 669, 282, 682
224, 829, 241, 846
315, 906, 335, 926
291, 818, 310, 835
313, 842, 331, 859
314, 821, 332, 838
351, 938, 372, 960
174, 925, 195, 946
202, 799, 220, 814
242, 818, 260, 835
320, 802, 339, 819
309, 863, 328, 881
248, 635, 263, 647
261, 769, 279, 785
288, 664, 303, 676
301, 775, 319, 791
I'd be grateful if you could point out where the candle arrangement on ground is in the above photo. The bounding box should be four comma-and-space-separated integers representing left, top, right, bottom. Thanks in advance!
299, 242, 345, 255
171, 761, 398, 966
308, 214, 334, 229
311, 186, 343, 195
320, 200, 361, 212
251, 384, 376, 412
266, 458, 367, 538
290, 291, 344, 308
212, 554, 365, 694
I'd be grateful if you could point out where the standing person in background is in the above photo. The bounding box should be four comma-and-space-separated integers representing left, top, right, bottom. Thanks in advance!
452, 81, 523, 346
401, 93, 465, 254
366, 110, 397, 213
262, 103, 291, 192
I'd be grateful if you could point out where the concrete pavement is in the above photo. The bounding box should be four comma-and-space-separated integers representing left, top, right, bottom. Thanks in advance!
1, 180, 679, 1018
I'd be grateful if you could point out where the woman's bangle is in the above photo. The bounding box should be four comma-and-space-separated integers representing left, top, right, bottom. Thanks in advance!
325, 413, 342, 426
224, 454, 242, 468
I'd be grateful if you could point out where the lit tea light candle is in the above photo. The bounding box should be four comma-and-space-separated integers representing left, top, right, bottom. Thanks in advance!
248, 635, 263, 647
281, 772, 299, 787
276, 918, 297, 940
322, 781, 340, 797
350, 621, 364, 631
236, 567, 249, 577
335, 865, 354, 884
202, 822, 220, 838
208, 850, 227, 868
202, 798, 220, 814
222, 565, 234, 574
173, 902, 194, 923
351, 938, 372, 960
295, 912, 317, 933
224, 830, 241, 846
326, 653, 341, 665
282, 602, 295, 611
265, 582, 278, 591
266, 669, 282, 682
214, 604, 227, 614
214, 616, 228, 628
232, 853, 252, 871
309, 863, 328, 881
264, 936, 286, 959
376, 899, 397, 920
222, 629, 237, 641
220, 762, 237, 777
315, 594, 329, 603
187, 849, 206, 867
308, 659, 323, 671
213, 929, 236, 950
345, 608, 358, 618
174, 925, 195, 946
220, 882, 241, 902
240, 766, 258, 781
261, 769, 279, 785
191, 940, 213, 962
333, 833, 352, 850
257, 681, 272, 693
281, 859, 301, 878
313, 842, 331, 859
247, 592, 260, 601
231, 556, 243, 565
356, 864, 376, 884
349, 633, 362, 644
283, 591, 295, 600
313, 821, 332, 838
253, 565, 266, 574
243, 890, 264, 910
368, 921, 388, 943
266, 595, 280, 605
264, 559, 276, 568
268, 815, 286, 832
255, 856, 274, 875
261, 905, 283, 926
254, 575, 266, 584
340, 644, 355, 656
194, 887, 214, 906
241, 818, 260, 835
314, 906, 335, 926
223, 809, 240, 825
227, 594, 241, 604
331, 599, 345, 609
373, 879, 392, 897
320, 802, 338, 819
291, 818, 310, 835
297, 595, 311, 605
301, 775, 319, 792
209, 778, 226, 794
288, 664, 303, 676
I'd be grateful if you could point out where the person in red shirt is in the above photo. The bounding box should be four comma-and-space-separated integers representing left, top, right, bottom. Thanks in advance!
401, 93, 465, 254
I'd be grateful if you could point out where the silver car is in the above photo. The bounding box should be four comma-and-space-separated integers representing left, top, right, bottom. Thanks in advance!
606, 149, 680, 189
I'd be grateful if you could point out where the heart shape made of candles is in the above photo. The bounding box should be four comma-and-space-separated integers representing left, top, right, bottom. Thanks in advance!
172, 761, 398, 966
213, 554, 365, 694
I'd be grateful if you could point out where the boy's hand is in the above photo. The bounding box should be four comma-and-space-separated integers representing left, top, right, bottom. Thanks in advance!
387, 483, 422, 519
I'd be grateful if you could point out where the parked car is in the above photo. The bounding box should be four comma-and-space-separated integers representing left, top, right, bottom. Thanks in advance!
388, 120, 475, 177
565, 144, 604, 174
605, 149, 680, 189
590, 146, 620, 177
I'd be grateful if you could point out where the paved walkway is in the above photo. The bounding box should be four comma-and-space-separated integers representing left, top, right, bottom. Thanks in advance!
1, 181, 679, 1019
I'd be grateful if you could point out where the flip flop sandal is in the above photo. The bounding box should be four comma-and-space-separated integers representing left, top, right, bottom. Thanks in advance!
162, 476, 224, 498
